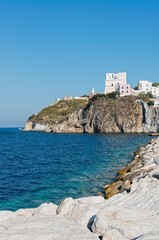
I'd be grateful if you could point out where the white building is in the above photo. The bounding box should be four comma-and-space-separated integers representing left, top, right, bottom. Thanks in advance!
74, 96, 89, 100
130, 89, 142, 96
63, 96, 73, 101
152, 86, 159, 98
116, 83, 131, 96
104, 72, 127, 94
138, 80, 152, 93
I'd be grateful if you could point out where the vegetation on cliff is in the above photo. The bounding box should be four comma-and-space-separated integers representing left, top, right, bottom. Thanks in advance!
152, 82, 159, 87
138, 92, 153, 101
28, 99, 88, 124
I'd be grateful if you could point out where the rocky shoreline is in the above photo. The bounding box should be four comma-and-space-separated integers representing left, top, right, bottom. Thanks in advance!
104, 138, 157, 199
1, 137, 159, 239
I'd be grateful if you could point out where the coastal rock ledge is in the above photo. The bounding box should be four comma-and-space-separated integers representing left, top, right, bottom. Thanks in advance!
1, 138, 159, 239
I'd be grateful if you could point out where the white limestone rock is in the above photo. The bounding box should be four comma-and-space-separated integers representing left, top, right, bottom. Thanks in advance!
56, 197, 75, 215
0, 211, 16, 222
91, 206, 159, 239
0, 213, 99, 240
57, 196, 105, 226
57, 196, 104, 214
102, 229, 129, 240
137, 230, 159, 239
15, 203, 58, 218
16, 208, 36, 217
33, 202, 58, 215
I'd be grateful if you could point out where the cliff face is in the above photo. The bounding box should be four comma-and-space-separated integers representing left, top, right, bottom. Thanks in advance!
24, 96, 159, 133
138, 100, 159, 132
83, 97, 143, 133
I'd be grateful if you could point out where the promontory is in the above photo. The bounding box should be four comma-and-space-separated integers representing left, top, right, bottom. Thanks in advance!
25, 93, 159, 133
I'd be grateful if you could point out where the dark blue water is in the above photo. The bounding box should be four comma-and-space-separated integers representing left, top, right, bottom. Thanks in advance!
0, 128, 153, 211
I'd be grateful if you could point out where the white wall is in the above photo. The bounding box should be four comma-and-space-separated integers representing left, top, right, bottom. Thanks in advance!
105, 72, 127, 94
152, 86, 159, 98
138, 80, 152, 93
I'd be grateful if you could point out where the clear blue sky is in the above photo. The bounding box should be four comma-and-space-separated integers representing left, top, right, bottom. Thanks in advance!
0, 0, 159, 127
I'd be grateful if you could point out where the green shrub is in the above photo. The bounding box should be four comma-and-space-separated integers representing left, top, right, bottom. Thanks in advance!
147, 100, 154, 106
146, 92, 153, 98
134, 86, 138, 90
138, 93, 151, 102
152, 82, 159, 87
89, 94, 106, 103
90, 92, 119, 102
106, 92, 119, 99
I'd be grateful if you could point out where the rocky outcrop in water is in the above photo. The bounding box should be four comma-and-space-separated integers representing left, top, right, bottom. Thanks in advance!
24, 95, 159, 133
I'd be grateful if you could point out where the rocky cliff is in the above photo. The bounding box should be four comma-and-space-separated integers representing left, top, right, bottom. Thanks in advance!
24, 95, 159, 133
25, 99, 88, 133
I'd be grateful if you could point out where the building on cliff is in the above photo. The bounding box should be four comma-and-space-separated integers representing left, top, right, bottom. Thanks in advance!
152, 86, 159, 98
104, 72, 131, 96
137, 81, 159, 98
63, 96, 73, 100
116, 83, 131, 96
138, 80, 152, 93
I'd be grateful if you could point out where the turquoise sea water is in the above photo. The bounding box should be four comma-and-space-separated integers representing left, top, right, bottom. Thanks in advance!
0, 128, 153, 211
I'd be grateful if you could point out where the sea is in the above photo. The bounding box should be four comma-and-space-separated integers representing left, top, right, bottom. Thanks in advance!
0, 128, 153, 211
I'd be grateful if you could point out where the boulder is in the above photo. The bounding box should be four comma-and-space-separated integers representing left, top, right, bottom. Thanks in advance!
137, 230, 159, 240
0, 211, 99, 240
104, 180, 123, 198
0, 211, 16, 222
33, 202, 58, 216
102, 229, 129, 240
119, 179, 131, 193
56, 197, 75, 215
16, 208, 36, 217
91, 206, 159, 239
57, 196, 105, 226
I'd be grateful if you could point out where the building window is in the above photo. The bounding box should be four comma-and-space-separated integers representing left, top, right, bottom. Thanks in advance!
127, 91, 129, 93
122, 91, 124, 93
111, 84, 113, 86
122, 87, 123, 89
127, 86, 129, 89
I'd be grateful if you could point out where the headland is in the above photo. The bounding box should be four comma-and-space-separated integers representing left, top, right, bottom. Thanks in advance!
24, 94, 159, 134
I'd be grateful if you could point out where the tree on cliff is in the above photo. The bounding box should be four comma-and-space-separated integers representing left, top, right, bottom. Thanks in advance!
152, 82, 159, 87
